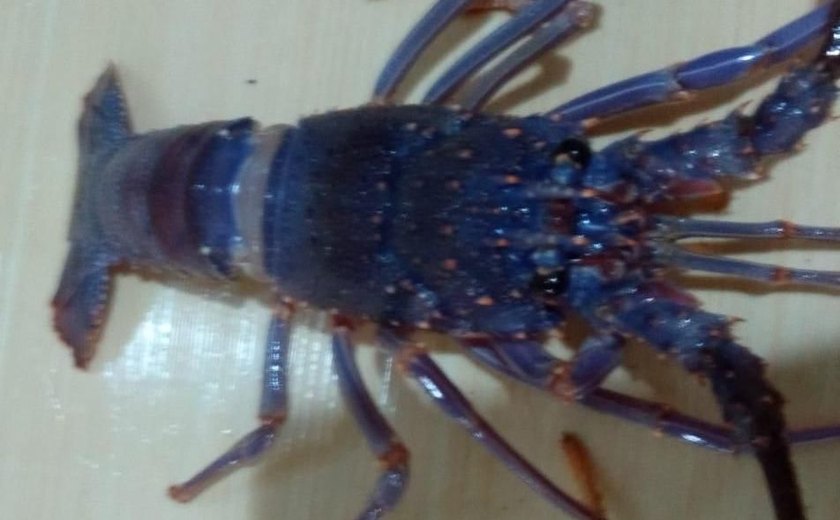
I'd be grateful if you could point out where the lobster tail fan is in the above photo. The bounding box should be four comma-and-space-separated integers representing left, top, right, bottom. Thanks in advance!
52, 246, 114, 368
78, 64, 133, 165
53, 65, 132, 368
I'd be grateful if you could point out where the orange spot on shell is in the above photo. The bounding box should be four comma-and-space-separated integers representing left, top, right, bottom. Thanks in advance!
441, 259, 458, 270
379, 442, 410, 469
772, 267, 792, 283
780, 220, 796, 238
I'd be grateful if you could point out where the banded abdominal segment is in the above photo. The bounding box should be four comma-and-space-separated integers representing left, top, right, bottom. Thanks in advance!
98, 119, 249, 276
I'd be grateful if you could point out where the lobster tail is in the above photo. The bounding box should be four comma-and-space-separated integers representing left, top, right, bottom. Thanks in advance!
53, 67, 262, 367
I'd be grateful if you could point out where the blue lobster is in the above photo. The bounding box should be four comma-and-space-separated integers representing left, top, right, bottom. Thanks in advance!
53, 1, 840, 519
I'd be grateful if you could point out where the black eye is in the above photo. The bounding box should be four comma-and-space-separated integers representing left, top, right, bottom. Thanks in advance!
553, 138, 591, 169
529, 270, 568, 298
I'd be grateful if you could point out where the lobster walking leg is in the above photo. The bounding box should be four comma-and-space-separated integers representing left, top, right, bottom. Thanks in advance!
546, 1, 840, 123
422, 0, 572, 104
465, 334, 622, 398
467, 0, 536, 13
332, 325, 409, 520
372, 0, 484, 101
168, 313, 291, 502
380, 331, 604, 520
373, 0, 586, 104
582, 388, 840, 450
456, 2, 596, 111
465, 336, 840, 452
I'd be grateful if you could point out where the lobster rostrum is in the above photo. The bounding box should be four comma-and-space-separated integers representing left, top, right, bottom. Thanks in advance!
53, 1, 840, 519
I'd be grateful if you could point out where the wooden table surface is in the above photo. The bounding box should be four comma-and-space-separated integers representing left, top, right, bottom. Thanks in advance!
1, 1, 839, 519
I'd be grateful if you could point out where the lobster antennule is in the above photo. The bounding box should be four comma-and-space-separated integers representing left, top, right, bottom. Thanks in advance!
654, 217, 840, 242
657, 246, 840, 289
53, 65, 133, 367
651, 217, 840, 288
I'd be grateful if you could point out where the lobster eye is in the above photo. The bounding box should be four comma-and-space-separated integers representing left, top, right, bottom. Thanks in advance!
529, 270, 568, 298
553, 138, 591, 169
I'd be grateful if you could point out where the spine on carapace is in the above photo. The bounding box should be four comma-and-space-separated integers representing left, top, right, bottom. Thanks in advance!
53, 66, 289, 366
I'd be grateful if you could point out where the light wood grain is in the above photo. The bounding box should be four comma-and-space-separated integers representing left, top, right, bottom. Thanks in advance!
1, 1, 839, 519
